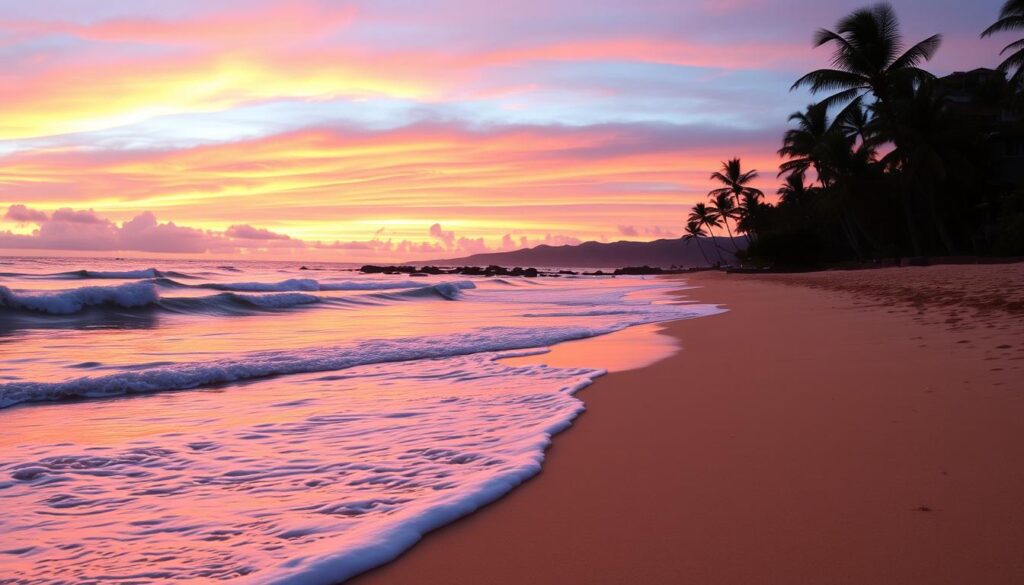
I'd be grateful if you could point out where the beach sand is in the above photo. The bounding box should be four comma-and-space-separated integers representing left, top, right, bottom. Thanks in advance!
352, 265, 1024, 584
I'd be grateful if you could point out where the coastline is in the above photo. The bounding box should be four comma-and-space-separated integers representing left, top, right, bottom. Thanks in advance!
352, 266, 1024, 584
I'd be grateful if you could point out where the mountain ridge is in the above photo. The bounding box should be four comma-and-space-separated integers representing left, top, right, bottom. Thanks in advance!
419, 237, 743, 268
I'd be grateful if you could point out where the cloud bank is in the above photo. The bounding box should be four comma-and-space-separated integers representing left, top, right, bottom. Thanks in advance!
0, 206, 584, 260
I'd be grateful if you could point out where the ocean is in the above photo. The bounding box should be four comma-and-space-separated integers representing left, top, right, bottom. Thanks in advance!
0, 256, 721, 583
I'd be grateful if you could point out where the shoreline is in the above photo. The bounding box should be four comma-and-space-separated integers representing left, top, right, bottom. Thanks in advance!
351, 266, 1024, 584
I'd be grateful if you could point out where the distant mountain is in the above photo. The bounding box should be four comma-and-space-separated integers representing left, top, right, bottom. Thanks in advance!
422, 237, 744, 269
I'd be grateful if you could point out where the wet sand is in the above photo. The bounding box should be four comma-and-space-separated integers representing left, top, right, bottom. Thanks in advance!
352, 266, 1024, 584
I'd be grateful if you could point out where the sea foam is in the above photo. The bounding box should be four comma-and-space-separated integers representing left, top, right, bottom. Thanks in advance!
0, 265, 724, 585
0, 282, 160, 315
0, 299, 712, 409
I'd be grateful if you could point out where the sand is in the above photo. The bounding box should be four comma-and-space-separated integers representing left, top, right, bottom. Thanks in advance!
352, 265, 1024, 584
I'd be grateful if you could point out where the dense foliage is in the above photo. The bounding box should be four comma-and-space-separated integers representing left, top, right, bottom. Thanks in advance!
686, 2, 1024, 267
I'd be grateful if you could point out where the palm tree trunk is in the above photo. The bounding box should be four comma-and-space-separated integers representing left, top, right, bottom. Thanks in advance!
850, 214, 883, 259
839, 213, 865, 260
882, 106, 924, 257
693, 238, 711, 267
923, 185, 956, 255
722, 218, 741, 256
900, 181, 923, 256
703, 225, 725, 266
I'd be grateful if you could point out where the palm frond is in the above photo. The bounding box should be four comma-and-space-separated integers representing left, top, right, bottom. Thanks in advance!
888, 34, 942, 71
982, 15, 1024, 38
777, 158, 813, 177
709, 172, 731, 185
997, 46, 1024, 73
818, 87, 867, 111
1000, 38, 1024, 55
837, 3, 901, 71
791, 69, 867, 93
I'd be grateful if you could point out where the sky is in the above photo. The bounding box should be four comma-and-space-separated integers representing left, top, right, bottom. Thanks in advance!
0, 0, 1011, 261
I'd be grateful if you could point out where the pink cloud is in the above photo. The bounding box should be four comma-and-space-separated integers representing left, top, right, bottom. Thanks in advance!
455, 236, 488, 255
0, 207, 305, 254
0, 204, 589, 261
619, 224, 677, 238
4, 204, 48, 223
225, 224, 294, 241
428, 223, 456, 249
50, 208, 106, 224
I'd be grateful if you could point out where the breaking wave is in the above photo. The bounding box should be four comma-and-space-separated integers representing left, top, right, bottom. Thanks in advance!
0, 297, 715, 410
0, 282, 161, 315
0, 281, 474, 317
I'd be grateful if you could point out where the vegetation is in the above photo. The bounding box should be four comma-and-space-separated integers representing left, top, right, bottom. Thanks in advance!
983, 0, 1024, 87
685, 2, 1024, 268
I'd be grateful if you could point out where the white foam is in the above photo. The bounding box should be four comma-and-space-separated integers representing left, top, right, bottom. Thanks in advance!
206, 278, 321, 292
0, 268, 726, 584
0, 353, 600, 584
205, 279, 429, 292
230, 292, 321, 308
319, 280, 427, 291
0, 301, 718, 409
0, 282, 160, 315
78, 268, 161, 279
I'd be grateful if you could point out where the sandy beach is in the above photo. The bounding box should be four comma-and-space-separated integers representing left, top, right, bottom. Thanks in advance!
353, 265, 1024, 584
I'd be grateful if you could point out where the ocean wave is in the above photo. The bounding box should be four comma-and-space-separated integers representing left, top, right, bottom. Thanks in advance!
373, 280, 476, 301
56, 268, 197, 280
0, 283, 327, 317
0, 268, 190, 280
0, 279, 473, 320
0, 299, 719, 410
158, 292, 328, 314
522, 309, 640, 318
0, 322, 617, 410
201, 278, 322, 292
0, 282, 160, 315
229, 292, 321, 308
318, 280, 428, 291
0, 351, 602, 584
152, 278, 429, 293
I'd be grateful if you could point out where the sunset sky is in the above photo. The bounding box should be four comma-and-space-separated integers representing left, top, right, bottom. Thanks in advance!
0, 1, 1007, 260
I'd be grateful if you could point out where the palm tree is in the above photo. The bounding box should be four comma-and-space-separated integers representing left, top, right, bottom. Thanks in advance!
777, 172, 814, 207
793, 3, 942, 255
823, 137, 881, 259
709, 192, 742, 253
683, 220, 713, 267
982, 0, 1024, 88
709, 158, 763, 247
737, 192, 768, 241
709, 158, 765, 204
688, 203, 726, 263
779, 100, 876, 187
778, 103, 832, 180
791, 3, 941, 115
881, 80, 971, 254
835, 97, 874, 145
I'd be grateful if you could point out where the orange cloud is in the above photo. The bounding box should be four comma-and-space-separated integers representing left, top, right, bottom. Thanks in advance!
0, 122, 780, 258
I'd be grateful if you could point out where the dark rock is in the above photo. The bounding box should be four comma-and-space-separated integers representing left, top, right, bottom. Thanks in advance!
613, 266, 665, 275
361, 265, 418, 274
